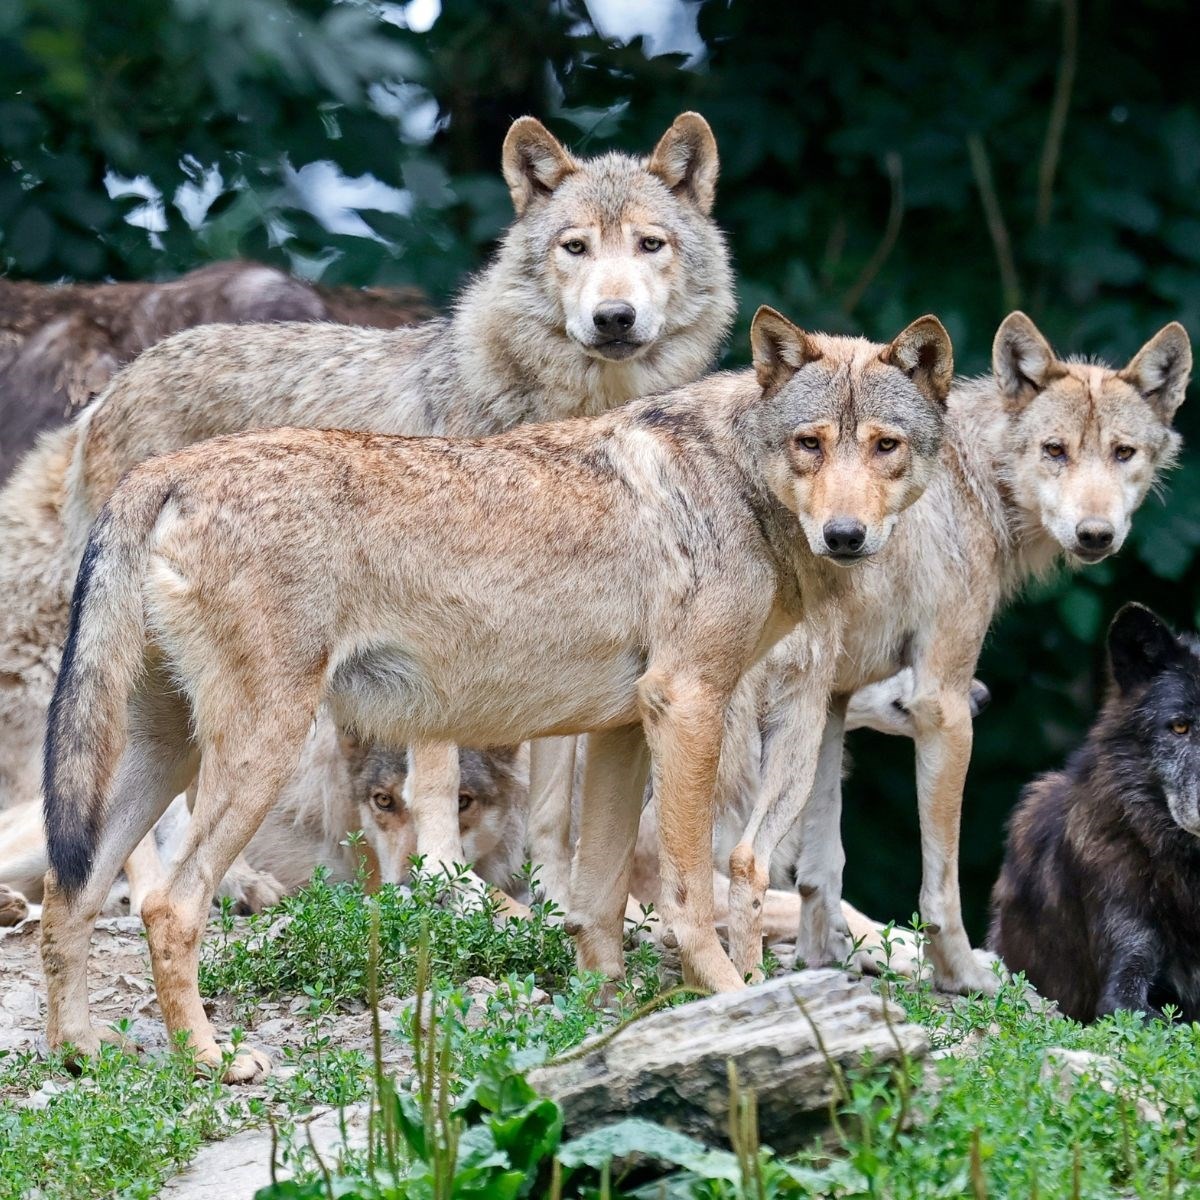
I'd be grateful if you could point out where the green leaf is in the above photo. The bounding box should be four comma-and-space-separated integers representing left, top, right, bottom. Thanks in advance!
557, 1118, 740, 1180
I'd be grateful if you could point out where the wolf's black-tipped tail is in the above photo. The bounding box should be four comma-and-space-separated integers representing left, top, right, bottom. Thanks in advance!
43, 483, 169, 894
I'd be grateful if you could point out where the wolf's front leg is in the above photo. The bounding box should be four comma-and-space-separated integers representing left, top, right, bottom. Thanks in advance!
790, 698, 853, 968
910, 687, 998, 996
640, 669, 744, 994
726, 673, 840, 978
406, 741, 501, 910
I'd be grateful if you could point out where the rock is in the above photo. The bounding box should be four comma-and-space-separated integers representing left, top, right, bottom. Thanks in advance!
157, 1102, 372, 1198
1040, 1047, 1162, 1123
527, 969, 927, 1154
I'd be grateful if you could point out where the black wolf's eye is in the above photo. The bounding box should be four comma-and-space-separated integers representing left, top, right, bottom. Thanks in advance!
1115, 445, 1137, 462
640, 236, 665, 253
1171, 719, 1191, 736
795, 435, 821, 452
1043, 441, 1067, 461
877, 437, 899, 454
458, 792, 475, 813
562, 239, 587, 255
370, 789, 396, 811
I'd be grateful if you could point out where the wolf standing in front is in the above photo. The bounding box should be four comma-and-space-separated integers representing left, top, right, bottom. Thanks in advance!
991, 605, 1200, 1023
40, 307, 951, 1081
0, 112, 732, 822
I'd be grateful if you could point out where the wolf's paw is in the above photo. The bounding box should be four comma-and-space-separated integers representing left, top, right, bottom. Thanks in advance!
53, 1023, 138, 1069
219, 866, 287, 916
796, 917, 855, 972
209, 1044, 271, 1085
0, 884, 29, 927
934, 950, 1002, 997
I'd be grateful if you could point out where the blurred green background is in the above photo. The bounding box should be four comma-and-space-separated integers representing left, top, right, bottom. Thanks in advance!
3, 0, 1199, 936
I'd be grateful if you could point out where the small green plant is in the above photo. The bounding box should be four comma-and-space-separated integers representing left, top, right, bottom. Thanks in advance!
200, 865, 582, 1011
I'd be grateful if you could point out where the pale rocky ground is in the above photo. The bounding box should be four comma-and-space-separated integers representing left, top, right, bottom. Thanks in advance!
0, 911, 412, 1198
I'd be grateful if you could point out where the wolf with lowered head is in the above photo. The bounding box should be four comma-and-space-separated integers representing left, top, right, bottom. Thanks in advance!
40, 305, 951, 1082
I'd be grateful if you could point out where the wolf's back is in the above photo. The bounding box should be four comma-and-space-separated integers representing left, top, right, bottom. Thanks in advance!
43, 478, 171, 893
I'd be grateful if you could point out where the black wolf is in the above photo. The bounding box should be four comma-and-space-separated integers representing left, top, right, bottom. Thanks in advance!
990, 603, 1200, 1022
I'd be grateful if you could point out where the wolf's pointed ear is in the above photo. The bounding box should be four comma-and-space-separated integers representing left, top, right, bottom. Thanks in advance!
992, 312, 1066, 407
648, 112, 719, 214
1108, 603, 1182, 693
1120, 323, 1192, 421
750, 306, 819, 391
881, 315, 954, 407
502, 117, 577, 215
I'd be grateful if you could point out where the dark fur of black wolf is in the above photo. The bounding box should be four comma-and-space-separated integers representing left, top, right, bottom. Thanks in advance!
989, 604, 1200, 1022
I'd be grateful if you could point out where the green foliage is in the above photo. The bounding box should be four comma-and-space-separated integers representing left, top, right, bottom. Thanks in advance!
199, 866, 580, 1009
0, 1030, 368, 1200
4, 0, 1200, 923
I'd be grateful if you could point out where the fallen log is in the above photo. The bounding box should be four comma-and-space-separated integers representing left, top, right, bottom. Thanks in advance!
528, 969, 927, 1154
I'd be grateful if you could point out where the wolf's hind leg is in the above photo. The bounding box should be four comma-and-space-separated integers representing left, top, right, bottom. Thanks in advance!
42, 681, 195, 1055
525, 735, 578, 910
143, 704, 311, 1083
567, 725, 648, 985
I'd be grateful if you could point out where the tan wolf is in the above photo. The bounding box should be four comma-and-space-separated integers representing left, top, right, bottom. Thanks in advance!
39, 306, 952, 1080
721, 313, 1190, 996
0, 113, 734, 830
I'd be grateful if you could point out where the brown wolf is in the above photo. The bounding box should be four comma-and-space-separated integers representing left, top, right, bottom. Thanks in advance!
0, 261, 429, 480
39, 306, 951, 1080
989, 604, 1200, 1022
722, 313, 1190, 996
0, 115, 733, 859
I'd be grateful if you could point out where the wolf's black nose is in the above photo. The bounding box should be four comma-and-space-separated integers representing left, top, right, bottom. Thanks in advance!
1076, 519, 1114, 553
594, 301, 636, 335
823, 518, 867, 555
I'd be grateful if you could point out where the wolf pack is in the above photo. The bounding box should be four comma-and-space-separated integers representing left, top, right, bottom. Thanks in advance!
1, 113, 1198, 1083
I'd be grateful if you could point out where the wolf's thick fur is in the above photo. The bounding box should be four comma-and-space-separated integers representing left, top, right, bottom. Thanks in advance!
40, 309, 950, 1079
722, 314, 1190, 996
990, 605, 1200, 1022
0, 260, 430, 480
0, 115, 733, 836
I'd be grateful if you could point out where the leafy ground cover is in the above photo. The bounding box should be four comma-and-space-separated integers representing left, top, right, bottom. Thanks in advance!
3, 875, 1199, 1200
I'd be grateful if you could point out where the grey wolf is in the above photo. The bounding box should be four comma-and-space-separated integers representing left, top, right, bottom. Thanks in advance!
0, 115, 733, 868
0, 263, 429, 810
0, 728, 523, 924
0, 261, 429, 480
990, 604, 1200, 1022
39, 305, 950, 1080
723, 312, 1191, 996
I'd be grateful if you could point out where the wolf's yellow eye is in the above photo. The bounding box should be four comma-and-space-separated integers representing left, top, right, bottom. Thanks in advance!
795, 435, 821, 452
1171, 720, 1191, 736
562, 239, 587, 255
640, 236, 665, 253
1115, 445, 1136, 462
458, 792, 475, 813
877, 437, 899, 453
370, 789, 396, 811
1043, 441, 1067, 460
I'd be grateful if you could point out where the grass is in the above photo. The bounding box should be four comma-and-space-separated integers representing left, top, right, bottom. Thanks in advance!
5, 877, 1200, 1199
